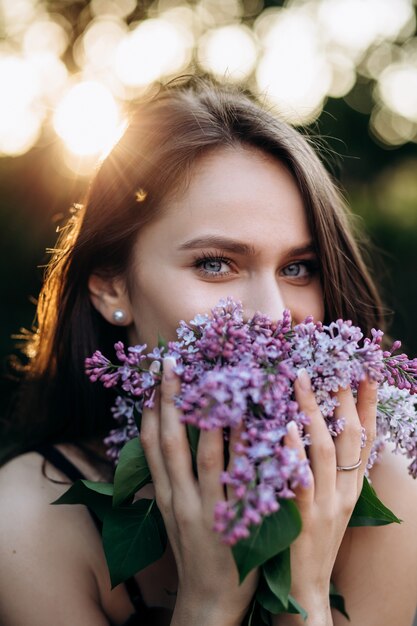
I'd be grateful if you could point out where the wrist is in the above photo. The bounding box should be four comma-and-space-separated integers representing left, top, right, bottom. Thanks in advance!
171, 596, 242, 626
271, 591, 332, 626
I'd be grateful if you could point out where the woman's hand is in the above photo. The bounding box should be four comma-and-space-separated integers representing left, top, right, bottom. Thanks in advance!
140, 357, 258, 626
273, 369, 377, 626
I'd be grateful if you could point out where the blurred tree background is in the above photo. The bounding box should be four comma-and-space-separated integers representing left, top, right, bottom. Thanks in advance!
1, 0, 417, 418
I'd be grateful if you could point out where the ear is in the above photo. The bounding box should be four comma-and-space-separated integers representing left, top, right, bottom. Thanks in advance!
88, 273, 133, 326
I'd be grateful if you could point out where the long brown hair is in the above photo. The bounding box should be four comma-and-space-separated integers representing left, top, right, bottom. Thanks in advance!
7, 75, 384, 453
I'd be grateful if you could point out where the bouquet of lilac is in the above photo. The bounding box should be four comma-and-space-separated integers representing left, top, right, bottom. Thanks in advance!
87, 299, 416, 540
58, 298, 416, 623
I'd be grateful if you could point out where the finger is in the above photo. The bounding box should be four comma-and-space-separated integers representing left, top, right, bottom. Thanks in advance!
197, 428, 225, 516
140, 361, 172, 509
284, 420, 313, 505
159, 356, 198, 502
333, 387, 362, 465
355, 377, 378, 491
332, 387, 363, 494
294, 369, 336, 502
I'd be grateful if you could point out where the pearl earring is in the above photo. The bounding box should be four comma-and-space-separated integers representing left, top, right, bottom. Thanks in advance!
112, 309, 126, 324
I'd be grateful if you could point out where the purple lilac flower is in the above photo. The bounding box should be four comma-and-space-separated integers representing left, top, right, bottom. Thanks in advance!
85, 297, 417, 544
103, 396, 139, 461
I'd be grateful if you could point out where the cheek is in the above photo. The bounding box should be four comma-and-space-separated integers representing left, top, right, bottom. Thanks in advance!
129, 267, 205, 346
132, 284, 180, 345
287, 283, 324, 324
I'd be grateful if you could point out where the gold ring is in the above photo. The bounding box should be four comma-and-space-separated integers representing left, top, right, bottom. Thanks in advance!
336, 458, 362, 471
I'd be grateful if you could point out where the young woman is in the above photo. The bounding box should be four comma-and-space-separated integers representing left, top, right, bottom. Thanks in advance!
1, 76, 416, 626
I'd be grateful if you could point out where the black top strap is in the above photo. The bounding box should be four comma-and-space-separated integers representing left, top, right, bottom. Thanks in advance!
33, 443, 156, 623
34, 443, 103, 531
34, 444, 86, 482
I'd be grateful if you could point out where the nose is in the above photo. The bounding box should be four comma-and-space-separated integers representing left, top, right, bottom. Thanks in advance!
241, 274, 286, 322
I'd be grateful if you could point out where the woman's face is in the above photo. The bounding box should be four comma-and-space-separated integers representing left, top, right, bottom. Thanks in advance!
124, 146, 324, 349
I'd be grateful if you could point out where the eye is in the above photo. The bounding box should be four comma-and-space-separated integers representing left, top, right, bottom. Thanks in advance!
283, 263, 306, 277
202, 259, 224, 272
281, 260, 318, 280
193, 252, 233, 278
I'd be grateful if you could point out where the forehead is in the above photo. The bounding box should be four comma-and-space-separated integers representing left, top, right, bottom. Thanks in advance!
139, 145, 311, 251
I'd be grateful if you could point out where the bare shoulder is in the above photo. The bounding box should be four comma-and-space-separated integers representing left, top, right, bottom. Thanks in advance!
0, 452, 132, 625
369, 443, 417, 523
0, 451, 97, 547
332, 445, 417, 625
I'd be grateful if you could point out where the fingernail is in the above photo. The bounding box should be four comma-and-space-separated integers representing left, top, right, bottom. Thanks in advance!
163, 356, 177, 381
287, 421, 298, 438
297, 368, 311, 392
149, 360, 161, 374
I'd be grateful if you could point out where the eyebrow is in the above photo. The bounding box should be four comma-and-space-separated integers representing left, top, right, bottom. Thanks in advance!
177, 235, 316, 258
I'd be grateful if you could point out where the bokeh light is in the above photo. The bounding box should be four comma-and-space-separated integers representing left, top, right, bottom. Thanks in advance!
0, 0, 40, 38
26, 53, 68, 104
370, 106, 417, 147
317, 0, 414, 59
256, 8, 331, 124
53, 81, 122, 156
197, 24, 258, 82
197, 0, 243, 24
361, 43, 395, 80
378, 63, 417, 123
0, 0, 416, 159
74, 17, 127, 71
91, 0, 137, 19
326, 52, 356, 98
22, 17, 69, 58
112, 17, 192, 87
0, 55, 43, 156
0, 109, 42, 157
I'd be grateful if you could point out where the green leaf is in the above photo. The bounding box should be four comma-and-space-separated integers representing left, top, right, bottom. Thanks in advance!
52, 480, 113, 521
256, 577, 307, 620
232, 500, 302, 583
259, 606, 272, 625
329, 582, 350, 620
245, 599, 271, 626
256, 575, 285, 614
349, 477, 401, 527
263, 547, 291, 608
102, 498, 167, 587
287, 595, 308, 621
113, 438, 151, 506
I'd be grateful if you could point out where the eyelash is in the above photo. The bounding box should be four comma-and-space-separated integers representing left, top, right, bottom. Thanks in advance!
192, 252, 319, 281
282, 260, 320, 279
193, 251, 234, 278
